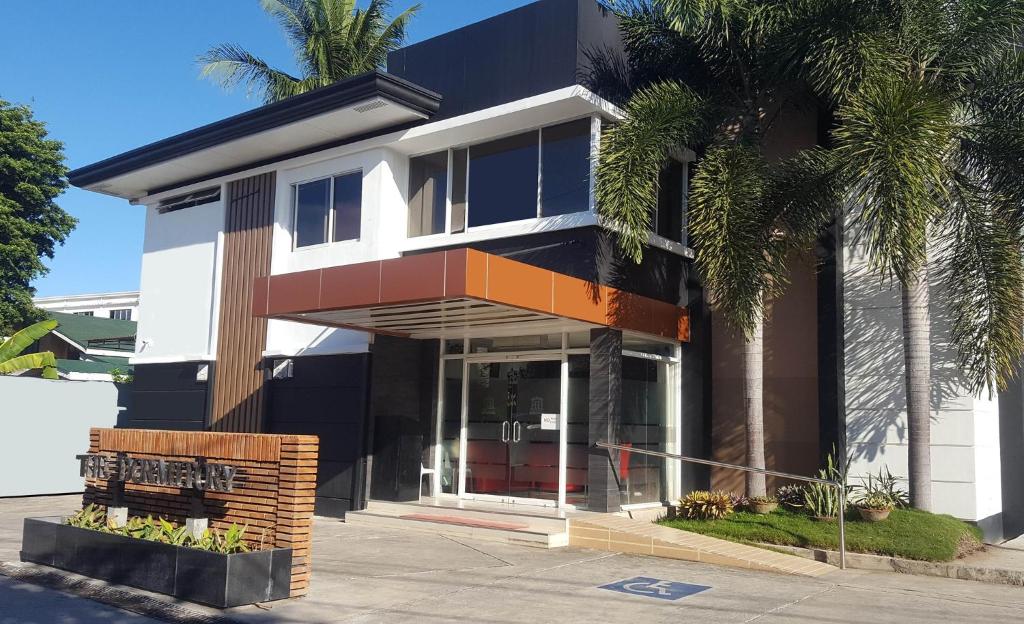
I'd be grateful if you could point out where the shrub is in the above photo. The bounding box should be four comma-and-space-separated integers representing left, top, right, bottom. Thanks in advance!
775, 484, 805, 509
853, 466, 908, 508
857, 491, 896, 511
64, 505, 255, 553
678, 490, 734, 520
804, 447, 849, 518
748, 495, 777, 505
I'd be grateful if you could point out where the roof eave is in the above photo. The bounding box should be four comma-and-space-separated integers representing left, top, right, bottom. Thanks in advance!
67, 70, 442, 191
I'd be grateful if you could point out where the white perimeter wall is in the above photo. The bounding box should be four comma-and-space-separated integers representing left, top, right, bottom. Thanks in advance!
0, 377, 120, 496
133, 200, 225, 362
843, 235, 1002, 523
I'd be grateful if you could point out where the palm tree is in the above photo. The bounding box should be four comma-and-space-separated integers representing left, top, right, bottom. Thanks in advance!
200, 0, 420, 104
593, 1, 839, 496
779, 0, 1024, 510
0, 319, 59, 379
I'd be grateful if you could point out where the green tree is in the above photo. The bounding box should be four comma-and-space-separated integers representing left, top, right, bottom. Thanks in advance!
783, 0, 1024, 510
0, 319, 59, 379
0, 100, 76, 336
200, 0, 420, 103
593, 1, 839, 496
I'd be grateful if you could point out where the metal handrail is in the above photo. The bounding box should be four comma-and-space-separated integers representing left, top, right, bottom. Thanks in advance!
596, 441, 846, 569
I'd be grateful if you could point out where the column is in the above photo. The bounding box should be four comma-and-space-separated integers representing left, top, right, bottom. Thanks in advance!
588, 327, 622, 512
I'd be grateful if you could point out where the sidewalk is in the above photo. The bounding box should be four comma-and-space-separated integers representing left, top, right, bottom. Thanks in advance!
1, 495, 1023, 623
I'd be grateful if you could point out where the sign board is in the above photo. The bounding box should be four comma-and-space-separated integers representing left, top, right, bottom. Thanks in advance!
82, 428, 318, 598
540, 413, 559, 430
598, 577, 711, 601
76, 453, 238, 492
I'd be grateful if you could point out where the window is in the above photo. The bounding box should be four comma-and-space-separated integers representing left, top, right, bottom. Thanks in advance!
158, 186, 220, 213
409, 119, 594, 235
408, 151, 449, 237
73, 311, 94, 316
293, 171, 362, 248
109, 309, 132, 321
468, 132, 539, 227
654, 159, 687, 244
540, 119, 591, 217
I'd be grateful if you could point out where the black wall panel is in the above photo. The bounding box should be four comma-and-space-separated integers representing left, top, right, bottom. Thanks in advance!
410, 226, 690, 306
387, 0, 621, 120
264, 353, 371, 517
123, 362, 210, 431
368, 337, 439, 502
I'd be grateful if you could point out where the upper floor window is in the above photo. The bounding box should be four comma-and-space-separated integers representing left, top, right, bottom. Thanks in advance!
407, 118, 593, 237
109, 309, 132, 321
653, 159, 688, 246
293, 171, 362, 248
73, 311, 94, 316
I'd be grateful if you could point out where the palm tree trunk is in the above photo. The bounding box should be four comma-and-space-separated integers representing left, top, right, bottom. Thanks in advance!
902, 262, 932, 511
744, 308, 767, 497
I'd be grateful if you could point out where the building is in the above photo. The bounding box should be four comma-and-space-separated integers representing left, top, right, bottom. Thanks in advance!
66, 0, 1022, 539
34, 291, 139, 321
34, 311, 135, 381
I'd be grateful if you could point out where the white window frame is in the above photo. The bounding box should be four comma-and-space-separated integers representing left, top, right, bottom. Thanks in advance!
405, 115, 599, 242
291, 168, 363, 250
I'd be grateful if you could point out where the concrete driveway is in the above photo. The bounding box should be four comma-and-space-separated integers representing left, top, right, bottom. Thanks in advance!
2, 495, 1024, 624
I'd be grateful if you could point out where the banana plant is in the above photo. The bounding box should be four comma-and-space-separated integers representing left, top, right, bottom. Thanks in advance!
0, 319, 59, 379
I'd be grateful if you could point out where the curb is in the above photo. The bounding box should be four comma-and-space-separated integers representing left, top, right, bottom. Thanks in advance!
761, 544, 1024, 587
0, 561, 247, 624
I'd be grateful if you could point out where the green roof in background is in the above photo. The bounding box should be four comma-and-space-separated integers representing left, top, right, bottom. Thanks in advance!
48, 311, 136, 352
56, 356, 133, 375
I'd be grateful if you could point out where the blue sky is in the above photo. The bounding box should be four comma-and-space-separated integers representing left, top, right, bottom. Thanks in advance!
0, 0, 535, 297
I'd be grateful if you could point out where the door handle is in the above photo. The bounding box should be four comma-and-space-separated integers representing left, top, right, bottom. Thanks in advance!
513, 420, 521, 443
501, 420, 510, 443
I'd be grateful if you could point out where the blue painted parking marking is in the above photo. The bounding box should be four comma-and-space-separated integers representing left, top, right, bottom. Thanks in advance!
598, 576, 711, 601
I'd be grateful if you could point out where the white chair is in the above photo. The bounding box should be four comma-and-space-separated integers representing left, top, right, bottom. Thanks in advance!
419, 464, 436, 498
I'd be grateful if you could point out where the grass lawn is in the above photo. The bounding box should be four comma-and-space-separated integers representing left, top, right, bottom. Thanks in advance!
660, 508, 983, 562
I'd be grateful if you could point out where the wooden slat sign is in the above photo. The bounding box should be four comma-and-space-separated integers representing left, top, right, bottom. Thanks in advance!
82, 428, 318, 598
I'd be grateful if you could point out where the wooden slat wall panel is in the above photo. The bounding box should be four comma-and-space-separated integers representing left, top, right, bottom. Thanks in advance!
83, 428, 318, 598
211, 172, 276, 432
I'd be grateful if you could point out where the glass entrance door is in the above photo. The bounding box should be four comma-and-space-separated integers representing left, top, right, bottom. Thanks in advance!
464, 360, 561, 503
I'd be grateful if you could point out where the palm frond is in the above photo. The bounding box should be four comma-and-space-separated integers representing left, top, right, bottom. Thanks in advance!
937, 173, 1024, 396
688, 144, 779, 337
832, 76, 954, 284
198, 43, 301, 103
936, 0, 1024, 81
595, 80, 708, 262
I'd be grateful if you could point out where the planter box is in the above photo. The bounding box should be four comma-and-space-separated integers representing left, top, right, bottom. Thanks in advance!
20, 517, 292, 608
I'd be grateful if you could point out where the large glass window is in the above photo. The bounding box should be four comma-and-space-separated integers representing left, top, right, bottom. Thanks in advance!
468, 132, 539, 227
408, 151, 448, 237
293, 171, 362, 248
541, 119, 591, 217
619, 356, 675, 505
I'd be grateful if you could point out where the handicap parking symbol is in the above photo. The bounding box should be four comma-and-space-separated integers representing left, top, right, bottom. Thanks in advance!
598, 576, 711, 601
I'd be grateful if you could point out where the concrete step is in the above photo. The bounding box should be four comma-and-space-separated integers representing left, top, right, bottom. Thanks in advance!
345, 501, 569, 548
362, 500, 570, 533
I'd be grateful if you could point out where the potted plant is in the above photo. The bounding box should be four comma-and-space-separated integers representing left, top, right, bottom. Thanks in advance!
855, 492, 896, 522
747, 495, 778, 514
21, 505, 292, 608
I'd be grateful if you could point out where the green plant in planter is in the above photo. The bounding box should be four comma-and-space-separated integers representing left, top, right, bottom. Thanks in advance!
857, 491, 896, 511
804, 448, 850, 519
747, 495, 778, 514
66, 504, 106, 529
678, 490, 734, 520
775, 484, 805, 510
853, 466, 909, 508
63, 506, 254, 553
